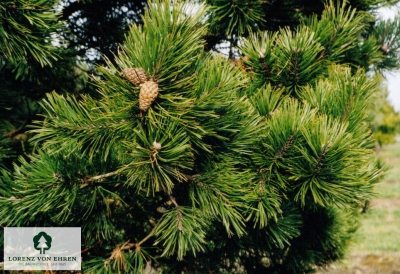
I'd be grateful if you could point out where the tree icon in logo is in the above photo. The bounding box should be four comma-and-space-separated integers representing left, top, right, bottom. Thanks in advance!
33, 232, 52, 254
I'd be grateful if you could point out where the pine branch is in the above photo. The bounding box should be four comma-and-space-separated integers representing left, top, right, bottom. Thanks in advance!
342, 92, 354, 123
104, 241, 129, 269
105, 236, 154, 270
183, 174, 201, 181
80, 166, 129, 188
84, 171, 121, 183
135, 232, 153, 249
320, 26, 339, 60
81, 240, 103, 254
274, 134, 294, 159
313, 141, 332, 177
169, 195, 182, 232
7, 120, 27, 139
119, 218, 163, 252
259, 54, 270, 78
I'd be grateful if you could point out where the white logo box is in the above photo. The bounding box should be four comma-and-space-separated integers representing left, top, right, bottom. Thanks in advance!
4, 227, 81, 271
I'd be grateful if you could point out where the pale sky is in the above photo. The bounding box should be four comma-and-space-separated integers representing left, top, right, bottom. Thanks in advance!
378, 6, 400, 112
384, 72, 400, 112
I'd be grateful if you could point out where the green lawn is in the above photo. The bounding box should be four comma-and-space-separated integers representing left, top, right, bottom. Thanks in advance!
378, 141, 400, 182
375, 181, 400, 198
353, 208, 400, 252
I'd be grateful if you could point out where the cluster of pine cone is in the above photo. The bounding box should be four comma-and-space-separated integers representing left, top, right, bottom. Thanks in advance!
121, 68, 159, 111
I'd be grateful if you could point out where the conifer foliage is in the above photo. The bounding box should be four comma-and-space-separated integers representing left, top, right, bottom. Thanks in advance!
0, 0, 386, 273
0, 0, 63, 73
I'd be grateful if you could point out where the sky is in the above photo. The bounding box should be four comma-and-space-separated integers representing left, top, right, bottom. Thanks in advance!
384, 72, 400, 112
378, 6, 400, 112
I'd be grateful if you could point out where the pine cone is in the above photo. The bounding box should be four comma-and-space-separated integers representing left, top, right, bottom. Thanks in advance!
139, 80, 159, 111
121, 68, 148, 85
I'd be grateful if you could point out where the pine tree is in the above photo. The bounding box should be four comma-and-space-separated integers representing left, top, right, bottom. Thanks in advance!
60, 0, 147, 63
370, 84, 400, 147
205, 0, 400, 71
0, 0, 396, 273
0, 0, 91, 169
0, 2, 91, 264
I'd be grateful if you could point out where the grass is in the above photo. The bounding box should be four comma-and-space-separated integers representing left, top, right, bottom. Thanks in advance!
375, 181, 400, 198
378, 141, 400, 182
353, 208, 400, 252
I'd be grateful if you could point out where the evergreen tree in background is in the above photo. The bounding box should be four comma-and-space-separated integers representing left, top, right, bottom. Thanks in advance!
1, 0, 397, 273
60, 0, 147, 63
370, 85, 400, 147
